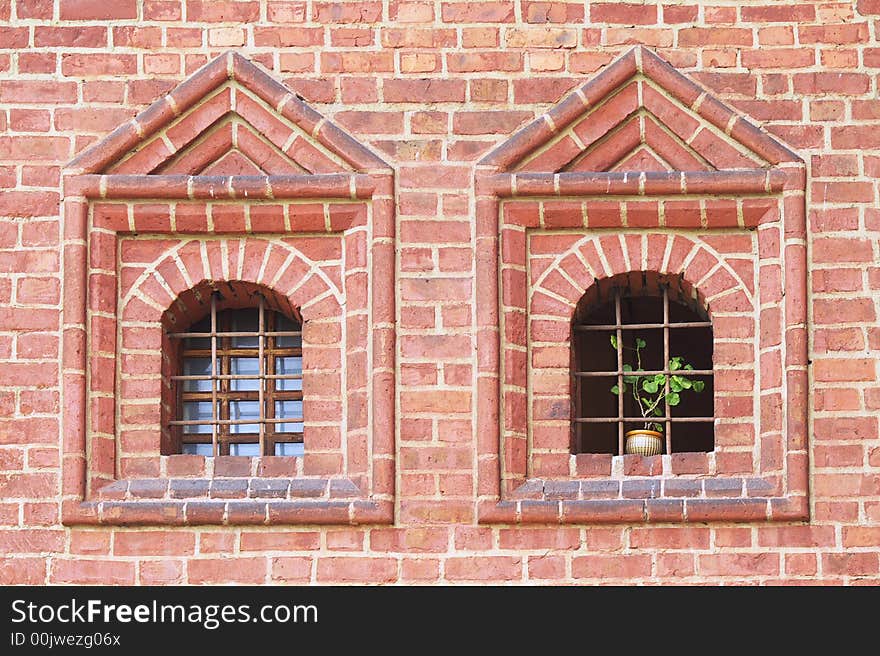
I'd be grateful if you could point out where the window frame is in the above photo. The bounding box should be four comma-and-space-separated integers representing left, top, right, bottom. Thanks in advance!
571, 280, 715, 456
169, 294, 305, 457
61, 51, 395, 527
473, 47, 808, 525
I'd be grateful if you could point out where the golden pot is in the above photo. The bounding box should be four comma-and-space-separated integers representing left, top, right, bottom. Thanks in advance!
624, 429, 663, 456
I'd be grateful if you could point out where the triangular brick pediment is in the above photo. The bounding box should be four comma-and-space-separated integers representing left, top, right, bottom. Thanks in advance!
481, 47, 800, 174
68, 52, 386, 176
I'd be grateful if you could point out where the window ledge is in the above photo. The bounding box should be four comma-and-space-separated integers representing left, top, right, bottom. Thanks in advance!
61, 477, 393, 526
94, 476, 364, 501
61, 468, 393, 527
477, 454, 807, 524
478, 489, 808, 524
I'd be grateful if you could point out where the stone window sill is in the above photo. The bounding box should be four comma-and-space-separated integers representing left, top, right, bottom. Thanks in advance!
61, 474, 391, 526
477, 451, 806, 524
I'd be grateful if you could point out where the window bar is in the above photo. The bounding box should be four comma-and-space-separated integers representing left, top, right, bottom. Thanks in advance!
662, 286, 671, 455
573, 321, 711, 331
574, 369, 713, 377
171, 373, 304, 382
167, 330, 303, 338
210, 293, 218, 458
573, 329, 582, 454
266, 312, 281, 455
171, 417, 305, 426
574, 416, 712, 423
219, 312, 231, 456
258, 295, 266, 456
615, 290, 624, 456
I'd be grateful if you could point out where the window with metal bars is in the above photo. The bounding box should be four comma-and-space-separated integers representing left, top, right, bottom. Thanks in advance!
167, 294, 304, 457
571, 275, 714, 456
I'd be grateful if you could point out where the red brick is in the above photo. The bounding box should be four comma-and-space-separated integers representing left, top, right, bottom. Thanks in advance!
441, 2, 515, 22
679, 28, 753, 46
60, 0, 137, 20
741, 5, 816, 21
453, 110, 532, 135
188, 558, 266, 584
114, 531, 196, 556
141, 560, 185, 584
445, 556, 521, 581
51, 559, 135, 585
0, 558, 46, 584
822, 552, 880, 577
0, 529, 65, 553
382, 79, 465, 102
316, 557, 397, 583
62, 54, 138, 76
572, 555, 653, 579
699, 553, 779, 577
186, 0, 259, 21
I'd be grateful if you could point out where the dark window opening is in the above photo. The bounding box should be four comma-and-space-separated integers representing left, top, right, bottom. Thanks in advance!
571, 273, 714, 456
167, 294, 304, 457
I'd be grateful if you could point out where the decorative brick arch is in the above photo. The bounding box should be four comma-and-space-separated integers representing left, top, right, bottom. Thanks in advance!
121, 237, 343, 325
529, 232, 754, 316
61, 52, 395, 526
475, 47, 808, 524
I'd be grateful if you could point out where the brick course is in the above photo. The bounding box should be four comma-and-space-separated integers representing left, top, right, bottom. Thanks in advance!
0, 1, 879, 584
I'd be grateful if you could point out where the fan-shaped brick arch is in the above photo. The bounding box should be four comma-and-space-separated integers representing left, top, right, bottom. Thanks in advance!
121, 237, 343, 328
529, 232, 754, 319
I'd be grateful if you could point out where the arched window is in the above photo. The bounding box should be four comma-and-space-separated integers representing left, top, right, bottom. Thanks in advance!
166, 292, 304, 457
571, 273, 714, 456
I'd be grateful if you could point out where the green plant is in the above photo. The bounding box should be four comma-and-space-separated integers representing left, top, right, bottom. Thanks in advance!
609, 335, 705, 432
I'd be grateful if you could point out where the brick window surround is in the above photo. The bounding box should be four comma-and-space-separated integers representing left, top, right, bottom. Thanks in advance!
474, 47, 809, 524
60, 52, 395, 526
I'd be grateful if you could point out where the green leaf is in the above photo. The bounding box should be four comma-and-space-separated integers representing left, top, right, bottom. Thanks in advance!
669, 357, 682, 371
677, 376, 692, 389
610, 384, 620, 395
610, 335, 618, 349
693, 380, 706, 393
654, 374, 666, 384
653, 406, 663, 417
643, 380, 658, 394
636, 338, 646, 349
667, 392, 681, 406
669, 378, 683, 393
622, 363, 632, 372
684, 363, 694, 371
623, 375, 637, 384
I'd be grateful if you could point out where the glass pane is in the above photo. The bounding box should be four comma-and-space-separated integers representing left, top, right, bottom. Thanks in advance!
230, 400, 260, 434
230, 309, 259, 348
275, 399, 303, 433
230, 357, 260, 391
275, 442, 304, 457
275, 356, 302, 391
182, 443, 214, 456
182, 357, 213, 392
276, 314, 302, 348
183, 315, 211, 350
182, 401, 215, 434
230, 442, 260, 457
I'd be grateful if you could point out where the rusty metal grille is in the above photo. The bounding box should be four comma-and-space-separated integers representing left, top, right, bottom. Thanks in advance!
572, 286, 714, 455
168, 294, 304, 457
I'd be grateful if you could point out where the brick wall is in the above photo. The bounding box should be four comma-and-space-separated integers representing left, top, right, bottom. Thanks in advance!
1, 1, 879, 584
